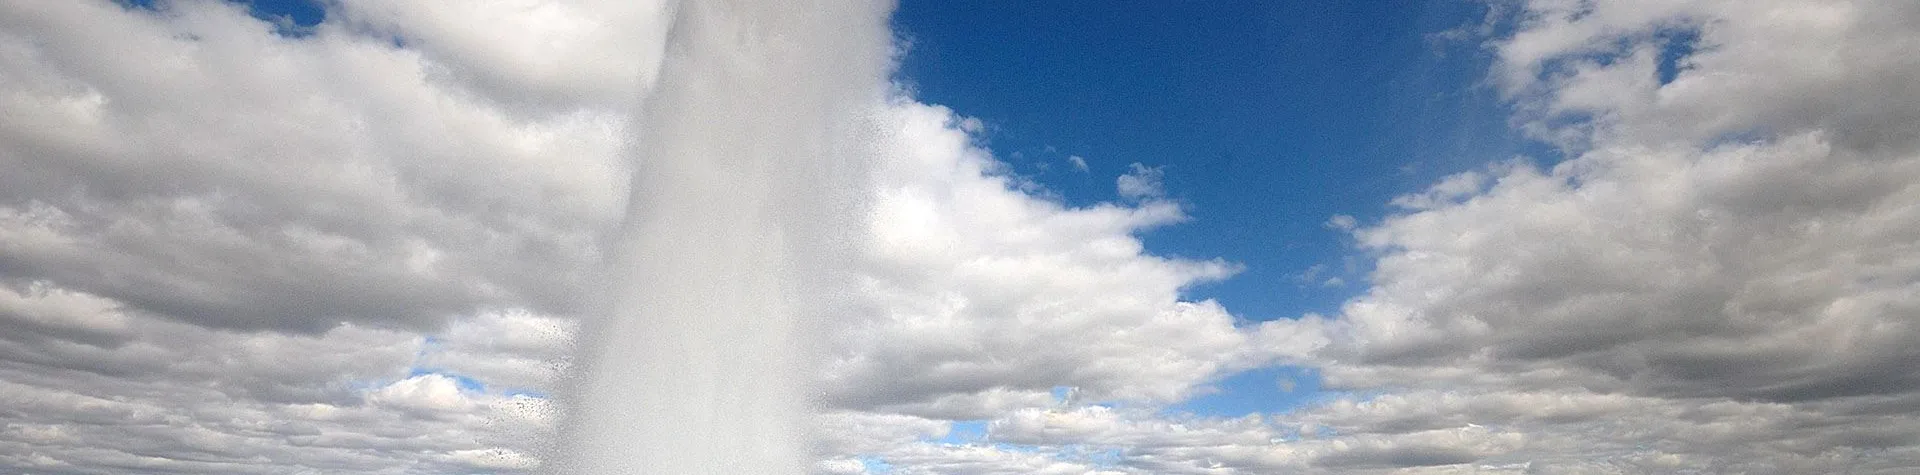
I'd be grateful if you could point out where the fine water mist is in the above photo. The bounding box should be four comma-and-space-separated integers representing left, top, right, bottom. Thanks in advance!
554, 0, 895, 473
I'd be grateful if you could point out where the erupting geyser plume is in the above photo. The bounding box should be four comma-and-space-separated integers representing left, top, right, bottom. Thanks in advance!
555, 0, 895, 473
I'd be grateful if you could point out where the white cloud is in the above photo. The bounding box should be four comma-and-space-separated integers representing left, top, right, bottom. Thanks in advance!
1115, 162, 1166, 200
0, 0, 629, 333
8, 0, 634, 469
1385, 170, 1485, 210
1294, 0, 1920, 471
414, 310, 575, 391
873, 443, 1127, 475
330, 0, 671, 113
0, 304, 554, 473
0, 282, 133, 347
1068, 154, 1091, 172
1324, 214, 1357, 231
816, 458, 873, 475
823, 102, 1283, 420
368, 373, 479, 414
1331, 0, 1920, 397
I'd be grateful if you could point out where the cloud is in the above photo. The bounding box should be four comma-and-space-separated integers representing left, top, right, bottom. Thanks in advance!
1294, 0, 1920, 471
413, 310, 575, 392
0, 303, 555, 473
0, 1, 606, 471
1068, 155, 1090, 172
0, 0, 629, 333
1331, 0, 1920, 397
368, 373, 485, 417
1115, 163, 1166, 200
1324, 214, 1357, 231
823, 102, 1286, 419
816, 458, 873, 475
329, 0, 671, 113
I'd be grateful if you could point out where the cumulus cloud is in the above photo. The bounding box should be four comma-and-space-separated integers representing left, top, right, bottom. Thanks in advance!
414, 310, 575, 392
1296, 0, 1920, 471
0, 0, 629, 334
0, 0, 608, 471
823, 104, 1276, 420
329, 0, 671, 113
0, 307, 557, 473
1335, 0, 1920, 397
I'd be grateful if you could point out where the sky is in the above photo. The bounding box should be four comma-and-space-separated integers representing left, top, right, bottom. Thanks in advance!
2, 0, 1919, 474
891, 0, 1527, 321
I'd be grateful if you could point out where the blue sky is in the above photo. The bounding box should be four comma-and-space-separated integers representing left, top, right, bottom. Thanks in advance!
892, 0, 1527, 323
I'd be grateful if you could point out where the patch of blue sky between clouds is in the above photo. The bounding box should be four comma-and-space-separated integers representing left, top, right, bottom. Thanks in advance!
121, 1, 325, 36
1655, 26, 1702, 85
931, 420, 989, 445
240, 0, 324, 37
1175, 365, 1333, 418
1088, 447, 1125, 468
858, 456, 893, 474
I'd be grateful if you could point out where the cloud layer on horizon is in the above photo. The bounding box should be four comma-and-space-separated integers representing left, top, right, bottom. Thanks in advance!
1, 0, 1918, 474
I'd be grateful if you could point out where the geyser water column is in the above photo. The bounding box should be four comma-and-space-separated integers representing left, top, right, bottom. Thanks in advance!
557, 0, 894, 473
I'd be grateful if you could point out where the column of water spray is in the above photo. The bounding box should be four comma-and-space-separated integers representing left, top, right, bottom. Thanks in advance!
555, 0, 895, 473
